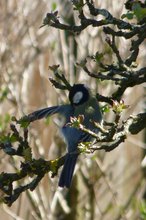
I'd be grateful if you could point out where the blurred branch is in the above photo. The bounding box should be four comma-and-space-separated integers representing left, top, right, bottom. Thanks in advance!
105, 35, 123, 66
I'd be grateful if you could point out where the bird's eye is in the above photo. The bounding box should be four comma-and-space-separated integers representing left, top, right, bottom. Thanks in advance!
73, 91, 83, 104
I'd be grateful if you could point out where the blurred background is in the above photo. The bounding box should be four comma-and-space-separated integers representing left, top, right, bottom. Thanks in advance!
0, 0, 146, 219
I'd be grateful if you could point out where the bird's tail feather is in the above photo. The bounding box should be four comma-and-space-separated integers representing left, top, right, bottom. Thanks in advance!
59, 153, 78, 188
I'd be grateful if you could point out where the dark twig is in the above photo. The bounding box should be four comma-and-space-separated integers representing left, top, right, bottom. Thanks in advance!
105, 35, 123, 65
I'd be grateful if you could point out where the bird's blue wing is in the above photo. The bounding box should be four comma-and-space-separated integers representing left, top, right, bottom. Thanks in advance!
26, 105, 73, 122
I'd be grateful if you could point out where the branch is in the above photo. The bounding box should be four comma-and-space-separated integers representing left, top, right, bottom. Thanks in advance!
113, 67, 146, 99
49, 65, 72, 90
99, 112, 146, 151
74, 112, 146, 153
40, 1, 138, 34
83, 64, 146, 100
0, 123, 66, 206
0, 109, 145, 206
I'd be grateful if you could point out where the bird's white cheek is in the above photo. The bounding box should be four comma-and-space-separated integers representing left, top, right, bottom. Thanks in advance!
73, 91, 83, 104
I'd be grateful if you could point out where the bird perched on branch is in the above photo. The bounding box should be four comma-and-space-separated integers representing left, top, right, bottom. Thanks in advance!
26, 84, 102, 188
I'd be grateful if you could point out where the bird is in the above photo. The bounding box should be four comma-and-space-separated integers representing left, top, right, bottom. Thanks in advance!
26, 84, 102, 188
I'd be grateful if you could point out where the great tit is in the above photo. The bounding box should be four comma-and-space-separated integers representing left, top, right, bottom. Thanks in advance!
26, 84, 102, 188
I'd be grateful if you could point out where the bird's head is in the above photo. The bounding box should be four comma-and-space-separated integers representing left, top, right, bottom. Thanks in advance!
69, 84, 90, 106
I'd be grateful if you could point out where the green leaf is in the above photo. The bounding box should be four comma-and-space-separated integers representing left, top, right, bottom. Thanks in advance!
101, 105, 110, 113
78, 142, 91, 153
72, 0, 84, 11
50, 159, 58, 174
139, 201, 146, 219
23, 148, 32, 162
18, 116, 30, 128
0, 113, 11, 132
45, 116, 51, 125
4, 113, 11, 124
112, 100, 129, 114
0, 134, 11, 143
94, 52, 104, 63
123, 2, 146, 21
133, 2, 146, 21
121, 12, 134, 20
9, 134, 18, 143
0, 87, 9, 102
51, 2, 57, 11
